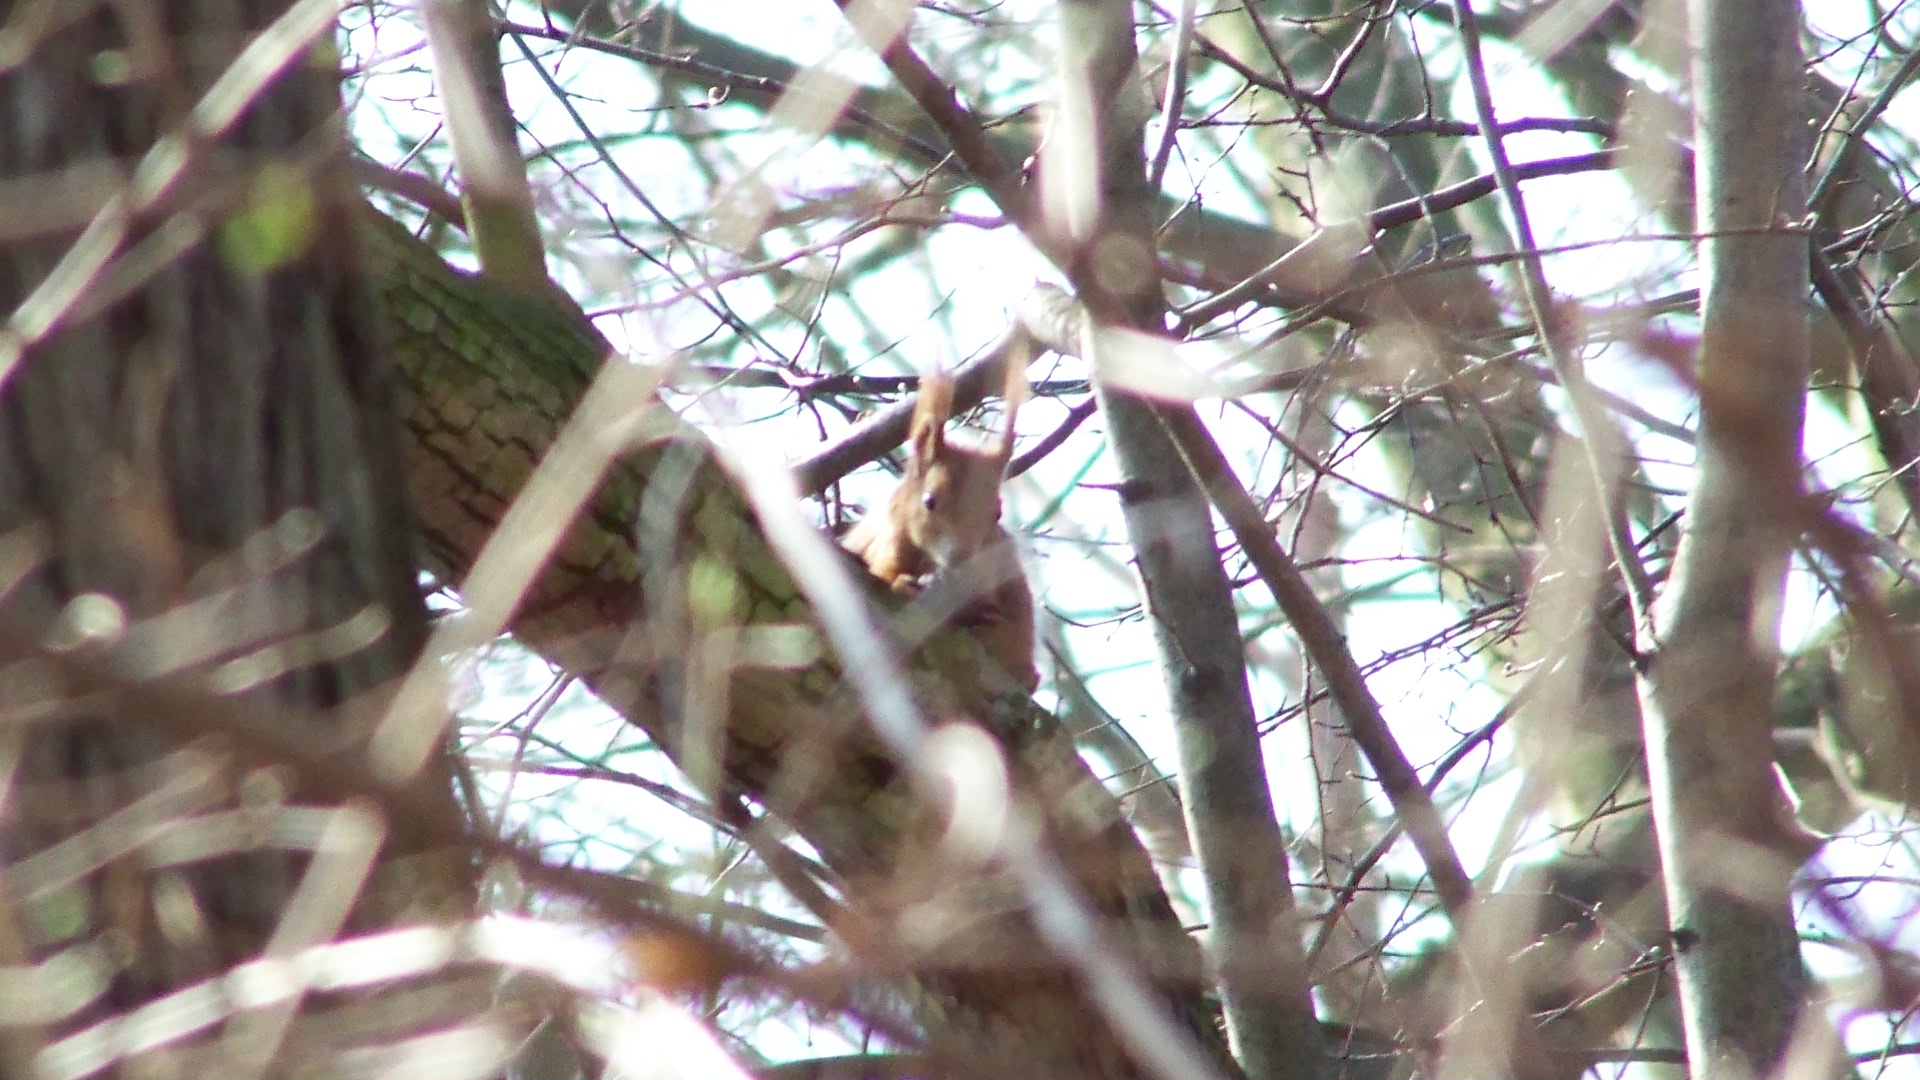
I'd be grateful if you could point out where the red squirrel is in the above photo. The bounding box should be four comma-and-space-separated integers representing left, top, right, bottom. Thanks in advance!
840, 371, 1038, 692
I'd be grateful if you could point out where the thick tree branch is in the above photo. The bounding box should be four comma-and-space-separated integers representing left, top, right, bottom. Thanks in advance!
1040, 3, 1325, 1078
1632, 2, 1840, 1075
361, 207, 1228, 1080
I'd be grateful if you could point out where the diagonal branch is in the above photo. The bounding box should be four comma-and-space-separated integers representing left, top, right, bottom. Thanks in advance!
360, 206, 1228, 1080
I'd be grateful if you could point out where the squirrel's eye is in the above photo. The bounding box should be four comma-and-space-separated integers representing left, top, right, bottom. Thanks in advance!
922, 491, 939, 512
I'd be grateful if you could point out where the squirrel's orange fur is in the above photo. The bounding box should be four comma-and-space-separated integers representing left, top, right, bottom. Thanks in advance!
841, 373, 1038, 692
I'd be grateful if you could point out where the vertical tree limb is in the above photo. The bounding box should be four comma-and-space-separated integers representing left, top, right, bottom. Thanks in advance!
0, 0, 477, 1071
1635, 3, 1842, 1076
1046, 3, 1327, 1077
424, 0, 554, 297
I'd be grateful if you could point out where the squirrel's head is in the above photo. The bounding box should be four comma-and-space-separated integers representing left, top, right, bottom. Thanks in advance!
896, 373, 1016, 568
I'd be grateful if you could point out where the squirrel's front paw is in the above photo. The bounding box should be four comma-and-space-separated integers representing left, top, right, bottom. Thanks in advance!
887, 573, 930, 597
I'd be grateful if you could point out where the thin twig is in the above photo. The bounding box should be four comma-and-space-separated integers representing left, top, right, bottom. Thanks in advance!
1145, 0, 1196, 190
1452, 1, 1656, 633
1154, 406, 1478, 920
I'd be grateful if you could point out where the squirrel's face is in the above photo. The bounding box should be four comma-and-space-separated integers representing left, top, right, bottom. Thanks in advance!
894, 371, 1015, 571
906, 440, 1006, 568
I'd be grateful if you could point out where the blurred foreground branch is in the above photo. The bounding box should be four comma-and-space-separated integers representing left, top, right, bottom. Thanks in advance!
361, 206, 1232, 1080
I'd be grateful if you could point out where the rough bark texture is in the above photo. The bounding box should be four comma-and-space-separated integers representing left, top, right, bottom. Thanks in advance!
0, 2, 474, 1074
361, 207, 1229, 1080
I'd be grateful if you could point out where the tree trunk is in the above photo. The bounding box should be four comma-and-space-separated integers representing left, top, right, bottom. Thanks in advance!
0, 2, 475, 1074
1635, 2, 1839, 1076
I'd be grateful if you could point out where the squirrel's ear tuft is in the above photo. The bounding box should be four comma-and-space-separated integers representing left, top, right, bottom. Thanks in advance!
996, 339, 1029, 462
909, 372, 955, 458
